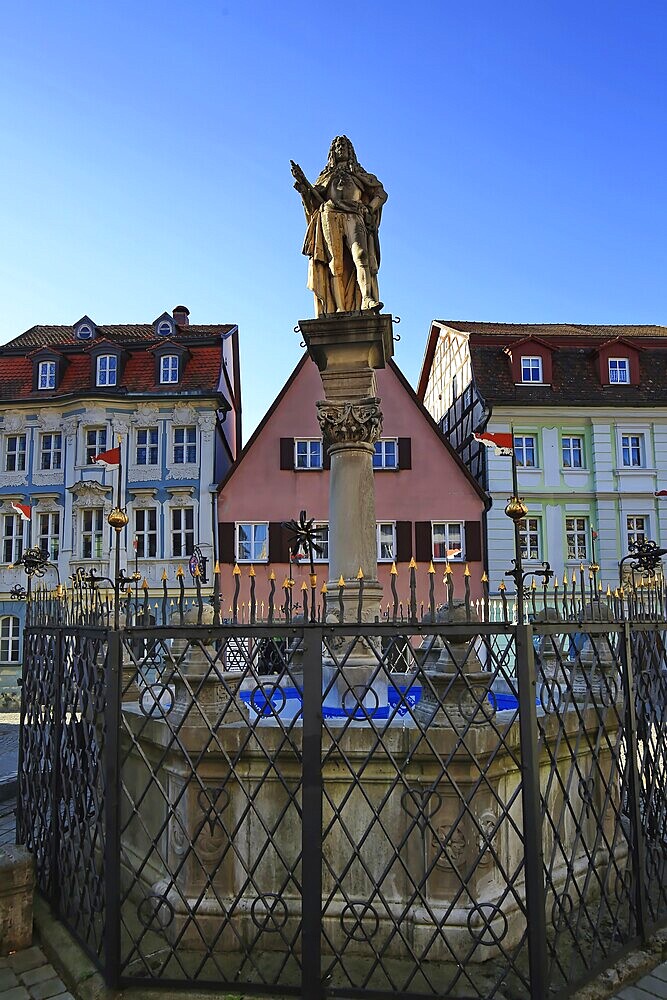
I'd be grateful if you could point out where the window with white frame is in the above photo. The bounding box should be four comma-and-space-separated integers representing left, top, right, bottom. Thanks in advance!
432, 522, 464, 561
38, 511, 60, 560
235, 522, 268, 562
5, 434, 26, 473
135, 508, 157, 558
158, 320, 172, 336
85, 427, 107, 464
77, 324, 93, 341
521, 356, 543, 383
627, 515, 648, 549
609, 358, 629, 384
171, 507, 195, 557
519, 517, 541, 561
173, 426, 197, 465
81, 508, 105, 559
373, 439, 398, 469
40, 433, 62, 471
136, 427, 159, 466
0, 616, 20, 662
96, 355, 118, 387
312, 522, 329, 562
38, 361, 56, 390
621, 433, 645, 468
566, 516, 588, 561
562, 435, 584, 469
514, 435, 537, 468
295, 439, 322, 469
160, 355, 179, 383
2, 514, 24, 564
377, 522, 396, 562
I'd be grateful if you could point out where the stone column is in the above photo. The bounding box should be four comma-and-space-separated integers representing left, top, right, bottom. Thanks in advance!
298, 313, 393, 625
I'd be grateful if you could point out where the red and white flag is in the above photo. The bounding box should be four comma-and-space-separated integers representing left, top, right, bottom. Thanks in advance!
473, 432, 514, 456
655, 490, 667, 497
10, 502, 31, 522
92, 446, 121, 470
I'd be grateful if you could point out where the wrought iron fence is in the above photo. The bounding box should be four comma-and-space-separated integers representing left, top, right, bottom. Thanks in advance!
16, 614, 667, 999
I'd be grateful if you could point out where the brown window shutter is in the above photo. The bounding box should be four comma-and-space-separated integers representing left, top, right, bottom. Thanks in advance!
415, 521, 432, 563
269, 522, 292, 563
395, 521, 412, 562
398, 437, 412, 470
464, 521, 482, 562
219, 522, 235, 563
280, 438, 294, 471
323, 442, 331, 470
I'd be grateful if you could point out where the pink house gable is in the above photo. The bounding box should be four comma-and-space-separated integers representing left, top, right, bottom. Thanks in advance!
217, 354, 489, 613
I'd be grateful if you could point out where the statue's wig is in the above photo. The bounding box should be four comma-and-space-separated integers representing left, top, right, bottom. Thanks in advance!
327, 136, 359, 168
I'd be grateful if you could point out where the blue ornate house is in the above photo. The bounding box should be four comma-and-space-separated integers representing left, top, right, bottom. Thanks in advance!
0, 306, 241, 688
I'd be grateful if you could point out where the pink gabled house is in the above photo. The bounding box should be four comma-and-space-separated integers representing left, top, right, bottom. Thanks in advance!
217, 354, 489, 613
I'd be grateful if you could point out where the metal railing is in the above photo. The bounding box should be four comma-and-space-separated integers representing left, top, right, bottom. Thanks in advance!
15, 615, 667, 999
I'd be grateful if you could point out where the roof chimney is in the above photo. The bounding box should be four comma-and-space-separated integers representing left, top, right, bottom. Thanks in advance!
173, 305, 190, 327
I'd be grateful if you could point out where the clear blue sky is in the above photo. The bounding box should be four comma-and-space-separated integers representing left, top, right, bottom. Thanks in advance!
2, 2, 666, 437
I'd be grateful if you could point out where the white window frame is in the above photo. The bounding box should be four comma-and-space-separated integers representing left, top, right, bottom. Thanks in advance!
518, 517, 541, 561
81, 508, 105, 560
373, 438, 398, 470
171, 506, 195, 558
235, 522, 269, 563
565, 516, 588, 562
40, 432, 62, 471
77, 324, 93, 340
173, 426, 197, 465
294, 439, 323, 470
85, 426, 107, 465
561, 435, 584, 470
134, 507, 158, 558
627, 515, 649, 550
312, 522, 329, 562
38, 511, 60, 560
38, 361, 56, 390
96, 354, 118, 387
160, 355, 179, 384
0, 616, 20, 663
514, 434, 538, 468
377, 521, 396, 562
609, 358, 630, 384
136, 427, 159, 467
2, 514, 24, 564
432, 521, 465, 562
157, 320, 172, 337
5, 434, 26, 473
620, 432, 645, 468
521, 356, 543, 383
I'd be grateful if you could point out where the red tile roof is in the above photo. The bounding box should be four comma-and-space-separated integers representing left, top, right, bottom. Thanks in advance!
440, 320, 667, 339
4, 323, 234, 350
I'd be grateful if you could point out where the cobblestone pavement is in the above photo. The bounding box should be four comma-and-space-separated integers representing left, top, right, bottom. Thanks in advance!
0, 948, 74, 1000
611, 962, 667, 998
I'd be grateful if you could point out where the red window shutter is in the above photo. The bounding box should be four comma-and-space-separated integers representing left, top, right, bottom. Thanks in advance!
414, 521, 432, 563
464, 521, 482, 562
280, 438, 294, 471
395, 521, 412, 562
398, 438, 412, 470
219, 522, 235, 563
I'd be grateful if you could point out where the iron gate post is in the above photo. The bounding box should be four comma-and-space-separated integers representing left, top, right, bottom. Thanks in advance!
516, 623, 549, 999
104, 629, 123, 987
619, 622, 649, 940
49, 630, 64, 911
301, 626, 324, 1000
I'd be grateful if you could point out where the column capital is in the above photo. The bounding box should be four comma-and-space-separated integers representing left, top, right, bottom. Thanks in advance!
317, 397, 383, 447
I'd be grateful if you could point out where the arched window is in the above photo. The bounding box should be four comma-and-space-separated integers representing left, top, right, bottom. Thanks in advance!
0, 616, 20, 662
157, 321, 172, 337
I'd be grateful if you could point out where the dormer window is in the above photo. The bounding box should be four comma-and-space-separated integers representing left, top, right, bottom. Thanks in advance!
158, 321, 172, 337
609, 358, 629, 384
521, 356, 543, 383
38, 361, 56, 390
74, 315, 97, 341
77, 324, 93, 340
160, 355, 179, 384
97, 355, 117, 387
